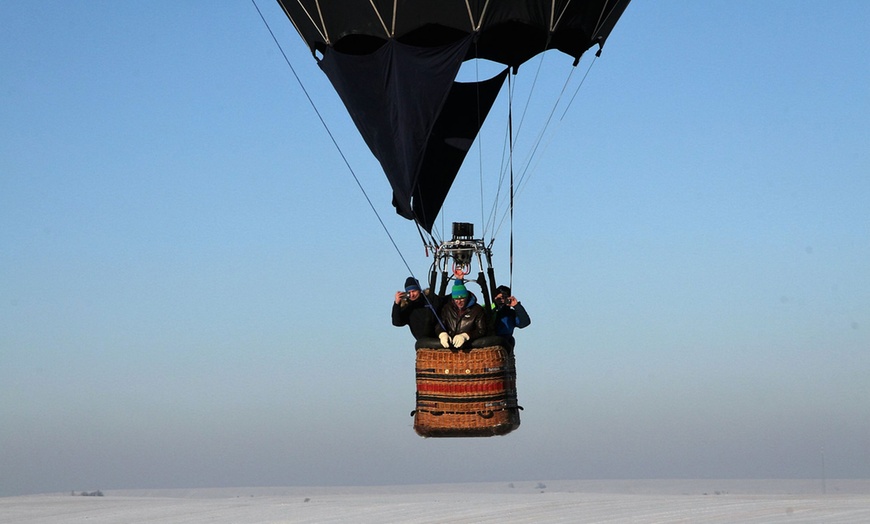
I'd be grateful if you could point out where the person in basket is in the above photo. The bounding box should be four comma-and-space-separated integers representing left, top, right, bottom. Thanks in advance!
435, 280, 487, 349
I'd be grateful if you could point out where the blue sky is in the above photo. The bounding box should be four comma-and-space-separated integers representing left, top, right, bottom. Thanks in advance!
2, 1, 869, 497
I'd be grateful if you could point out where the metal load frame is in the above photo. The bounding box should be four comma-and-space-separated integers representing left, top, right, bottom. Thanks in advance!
426, 222, 498, 311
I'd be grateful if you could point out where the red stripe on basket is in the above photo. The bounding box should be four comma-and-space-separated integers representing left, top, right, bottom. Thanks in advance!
417, 381, 506, 394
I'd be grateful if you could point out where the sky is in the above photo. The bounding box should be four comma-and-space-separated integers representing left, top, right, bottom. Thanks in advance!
1, 1, 869, 498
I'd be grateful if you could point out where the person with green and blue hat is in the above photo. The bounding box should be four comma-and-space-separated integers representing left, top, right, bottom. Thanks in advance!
435, 280, 487, 349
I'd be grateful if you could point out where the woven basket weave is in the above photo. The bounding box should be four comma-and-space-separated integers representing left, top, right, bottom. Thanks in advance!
413, 344, 520, 437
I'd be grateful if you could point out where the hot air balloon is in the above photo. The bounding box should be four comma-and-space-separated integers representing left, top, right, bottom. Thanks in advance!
274, 0, 631, 437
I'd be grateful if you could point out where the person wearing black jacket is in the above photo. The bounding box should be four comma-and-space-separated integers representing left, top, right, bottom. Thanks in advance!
391, 277, 439, 340
435, 280, 487, 349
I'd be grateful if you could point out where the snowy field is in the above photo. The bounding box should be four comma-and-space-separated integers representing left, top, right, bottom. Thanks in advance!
3, 480, 870, 523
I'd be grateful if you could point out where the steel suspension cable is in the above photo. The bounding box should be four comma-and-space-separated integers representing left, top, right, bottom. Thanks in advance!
508, 77, 515, 291
490, 54, 598, 240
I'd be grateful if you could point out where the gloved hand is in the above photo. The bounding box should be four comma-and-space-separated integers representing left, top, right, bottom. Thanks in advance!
438, 332, 450, 348
452, 333, 470, 348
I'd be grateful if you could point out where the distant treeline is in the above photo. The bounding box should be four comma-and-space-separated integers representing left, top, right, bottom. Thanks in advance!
71, 490, 103, 496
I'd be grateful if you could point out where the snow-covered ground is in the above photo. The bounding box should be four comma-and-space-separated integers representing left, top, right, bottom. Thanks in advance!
3, 480, 869, 523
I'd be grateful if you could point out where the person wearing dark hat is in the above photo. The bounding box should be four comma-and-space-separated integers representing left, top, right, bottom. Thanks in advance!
392, 276, 439, 340
435, 280, 487, 349
492, 285, 531, 348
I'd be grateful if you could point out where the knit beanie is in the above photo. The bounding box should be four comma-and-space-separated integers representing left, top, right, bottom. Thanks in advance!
404, 277, 421, 292
451, 280, 469, 298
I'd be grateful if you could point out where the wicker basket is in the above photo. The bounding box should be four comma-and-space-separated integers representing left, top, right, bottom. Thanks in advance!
413, 343, 520, 437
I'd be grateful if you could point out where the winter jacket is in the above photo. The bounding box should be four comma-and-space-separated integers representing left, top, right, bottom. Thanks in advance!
436, 293, 487, 341
494, 302, 531, 337
392, 293, 440, 340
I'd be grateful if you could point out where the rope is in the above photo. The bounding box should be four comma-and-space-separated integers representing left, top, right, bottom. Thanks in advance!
508, 74, 515, 291
561, 55, 598, 121
475, 53, 486, 236
251, 0, 421, 283
483, 72, 513, 239
486, 51, 547, 237
490, 54, 597, 240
